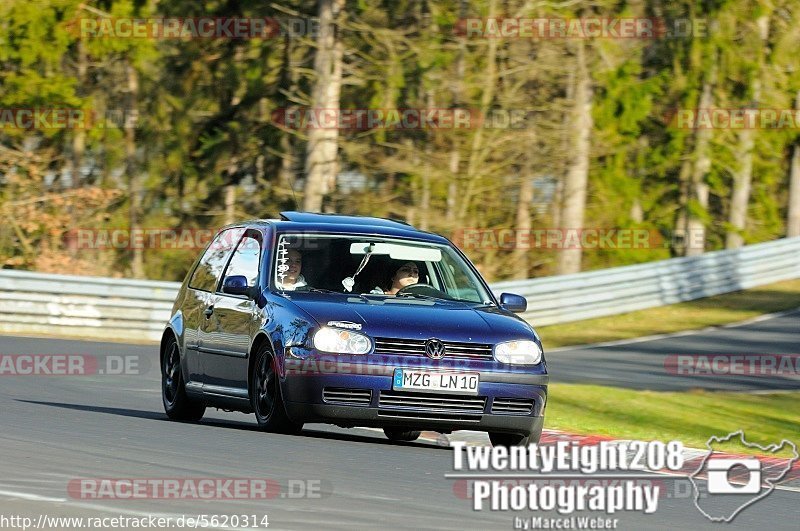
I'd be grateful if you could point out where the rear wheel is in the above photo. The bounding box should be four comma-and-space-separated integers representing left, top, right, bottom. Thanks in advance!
489, 432, 531, 448
384, 428, 422, 442
251, 344, 303, 434
162, 335, 205, 421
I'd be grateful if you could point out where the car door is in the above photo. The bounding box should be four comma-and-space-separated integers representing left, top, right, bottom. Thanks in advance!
183, 227, 244, 388
200, 229, 264, 395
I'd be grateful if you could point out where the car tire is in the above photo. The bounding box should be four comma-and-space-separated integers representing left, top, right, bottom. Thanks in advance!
489, 432, 532, 448
383, 428, 422, 442
251, 343, 303, 434
162, 335, 206, 422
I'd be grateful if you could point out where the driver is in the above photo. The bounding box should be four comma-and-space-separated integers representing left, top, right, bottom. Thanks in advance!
381, 261, 419, 295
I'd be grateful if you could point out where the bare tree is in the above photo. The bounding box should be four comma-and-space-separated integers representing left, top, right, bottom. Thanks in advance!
302, 0, 344, 212
70, 39, 87, 190
125, 60, 144, 278
727, 15, 769, 249
685, 60, 717, 256
788, 90, 800, 237
557, 40, 593, 274
513, 169, 533, 279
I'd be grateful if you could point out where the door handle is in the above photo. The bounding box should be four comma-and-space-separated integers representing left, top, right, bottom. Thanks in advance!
204, 306, 214, 318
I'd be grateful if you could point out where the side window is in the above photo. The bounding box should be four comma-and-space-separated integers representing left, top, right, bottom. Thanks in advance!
188, 228, 244, 292
221, 232, 262, 289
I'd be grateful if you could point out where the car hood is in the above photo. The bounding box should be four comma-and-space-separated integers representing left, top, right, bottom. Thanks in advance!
282, 292, 537, 344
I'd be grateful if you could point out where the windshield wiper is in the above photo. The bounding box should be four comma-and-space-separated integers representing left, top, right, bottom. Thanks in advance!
295, 287, 340, 294
396, 292, 447, 301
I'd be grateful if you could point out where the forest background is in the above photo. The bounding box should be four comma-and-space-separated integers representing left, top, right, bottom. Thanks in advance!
2, 0, 800, 282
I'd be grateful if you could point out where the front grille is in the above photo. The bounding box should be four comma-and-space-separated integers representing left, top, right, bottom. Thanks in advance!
374, 337, 494, 360
322, 387, 372, 406
379, 390, 486, 412
492, 397, 535, 415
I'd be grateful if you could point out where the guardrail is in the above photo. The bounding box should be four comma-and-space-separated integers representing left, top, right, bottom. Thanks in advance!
493, 236, 800, 326
1, 237, 799, 342
0, 271, 179, 342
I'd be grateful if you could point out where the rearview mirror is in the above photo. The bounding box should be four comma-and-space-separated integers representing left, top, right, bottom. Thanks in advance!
222, 275, 252, 297
499, 293, 527, 313
349, 242, 441, 261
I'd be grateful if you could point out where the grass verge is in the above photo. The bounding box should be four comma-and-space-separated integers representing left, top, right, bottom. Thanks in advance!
547, 384, 800, 457
536, 278, 800, 349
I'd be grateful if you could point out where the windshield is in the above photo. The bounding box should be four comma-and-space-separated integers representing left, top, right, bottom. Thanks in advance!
273, 233, 493, 303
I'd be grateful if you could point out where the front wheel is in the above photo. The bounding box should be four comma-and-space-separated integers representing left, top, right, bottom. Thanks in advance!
383, 428, 421, 442
251, 344, 303, 434
489, 432, 531, 448
162, 335, 205, 421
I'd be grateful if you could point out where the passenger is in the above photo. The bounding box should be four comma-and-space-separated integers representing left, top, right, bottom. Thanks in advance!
376, 261, 419, 295
278, 249, 307, 291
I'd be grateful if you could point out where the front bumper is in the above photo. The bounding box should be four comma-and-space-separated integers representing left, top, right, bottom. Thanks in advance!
285, 400, 545, 440
280, 357, 548, 437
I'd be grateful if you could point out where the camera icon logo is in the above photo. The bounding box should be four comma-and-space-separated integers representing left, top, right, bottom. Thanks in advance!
690, 430, 798, 522
706, 458, 761, 494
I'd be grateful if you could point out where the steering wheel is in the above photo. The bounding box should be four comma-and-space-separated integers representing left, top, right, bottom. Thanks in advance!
396, 283, 447, 298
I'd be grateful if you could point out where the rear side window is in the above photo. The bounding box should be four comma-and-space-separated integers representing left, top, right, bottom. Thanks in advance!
189, 228, 244, 292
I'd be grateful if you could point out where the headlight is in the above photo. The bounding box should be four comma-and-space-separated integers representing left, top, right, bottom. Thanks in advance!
313, 327, 372, 354
494, 340, 542, 365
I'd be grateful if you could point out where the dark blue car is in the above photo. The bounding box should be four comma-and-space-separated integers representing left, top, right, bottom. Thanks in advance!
161, 212, 547, 446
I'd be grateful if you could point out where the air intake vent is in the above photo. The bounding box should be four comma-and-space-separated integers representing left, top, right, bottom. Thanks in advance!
491, 398, 535, 415
377, 409, 482, 422
379, 390, 486, 413
323, 387, 372, 406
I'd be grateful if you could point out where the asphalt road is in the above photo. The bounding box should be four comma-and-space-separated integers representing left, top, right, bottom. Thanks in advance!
545, 310, 800, 391
0, 333, 798, 530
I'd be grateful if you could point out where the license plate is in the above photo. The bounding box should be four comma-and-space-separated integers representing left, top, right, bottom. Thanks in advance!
392, 369, 479, 395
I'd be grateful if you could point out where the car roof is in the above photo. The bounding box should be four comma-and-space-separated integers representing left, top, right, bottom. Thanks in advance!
231, 211, 451, 245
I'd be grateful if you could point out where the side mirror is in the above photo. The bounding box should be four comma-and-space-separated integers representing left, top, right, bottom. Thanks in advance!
222, 275, 252, 297
499, 292, 527, 313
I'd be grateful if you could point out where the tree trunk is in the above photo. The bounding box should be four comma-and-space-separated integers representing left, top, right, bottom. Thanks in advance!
224, 185, 236, 225
276, 32, 298, 202
446, 157, 458, 224
685, 61, 716, 256
514, 174, 533, 279
418, 90, 435, 231
458, 0, 498, 222
70, 39, 87, 189
673, 157, 692, 256
302, 0, 344, 212
125, 60, 144, 279
726, 15, 768, 249
278, 131, 297, 200
726, 125, 755, 249
446, 0, 468, 224
557, 41, 593, 275
788, 90, 800, 237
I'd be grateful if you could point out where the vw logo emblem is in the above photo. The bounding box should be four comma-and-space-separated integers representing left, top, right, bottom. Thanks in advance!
425, 339, 446, 360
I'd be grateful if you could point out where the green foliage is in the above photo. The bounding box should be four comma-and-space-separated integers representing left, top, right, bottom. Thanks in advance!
1, 0, 800, 280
